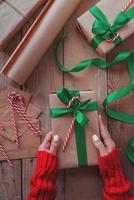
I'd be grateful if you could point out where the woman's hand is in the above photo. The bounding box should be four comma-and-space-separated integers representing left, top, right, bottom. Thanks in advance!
38, 132, 60, 155
92, 115, 115, 156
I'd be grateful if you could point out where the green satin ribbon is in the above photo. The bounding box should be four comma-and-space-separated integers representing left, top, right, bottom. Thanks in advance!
127, 136, 134, 164
56, 34, 134, 124
50, 88, 98, 167
89, 5, 134, 48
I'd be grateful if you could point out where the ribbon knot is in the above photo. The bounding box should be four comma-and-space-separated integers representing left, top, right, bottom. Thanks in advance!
67, 96, 81, 111
50, 88, 98, 167
89, 5, 134, 48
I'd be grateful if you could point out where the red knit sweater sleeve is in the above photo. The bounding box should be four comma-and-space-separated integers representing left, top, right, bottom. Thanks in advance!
99, 148, 134, 200
26, 151, 58, 200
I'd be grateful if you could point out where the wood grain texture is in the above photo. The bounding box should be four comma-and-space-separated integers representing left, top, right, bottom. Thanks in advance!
63, 1, 106, 199
5, 0, 47, 19
0, 160, 21, 200
0, 0, 47, 49
107, 33, 134, 194
21, 15, 64, 198
22, 158, 36, 199
0, 1, 25, 49
0, 26, 21, 200
0, 0, 134, 199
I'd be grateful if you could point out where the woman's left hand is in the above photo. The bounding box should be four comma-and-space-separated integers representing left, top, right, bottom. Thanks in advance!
39, 132, 60, 155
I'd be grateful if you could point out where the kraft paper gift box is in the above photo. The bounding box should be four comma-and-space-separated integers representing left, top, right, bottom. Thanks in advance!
49, 88, 100, 169
77, 0, 134, 57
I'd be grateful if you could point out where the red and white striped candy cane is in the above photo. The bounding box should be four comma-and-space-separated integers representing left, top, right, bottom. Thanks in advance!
62, 96, 81, 152
8, 92, 42, 147
122, 0, 134, 12
10, 103, 41, 136
8, 93, 20, 147
0, 142, 13, 167
0, 123, 12, 167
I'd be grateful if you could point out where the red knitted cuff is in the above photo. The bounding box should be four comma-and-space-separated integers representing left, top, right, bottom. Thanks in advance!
36, 151, 58, 172
99, 147, 131, 194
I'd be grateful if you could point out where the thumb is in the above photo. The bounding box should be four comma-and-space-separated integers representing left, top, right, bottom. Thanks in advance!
92, 134, 108, 156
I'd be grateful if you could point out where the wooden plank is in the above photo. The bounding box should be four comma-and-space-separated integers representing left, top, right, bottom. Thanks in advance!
22, 17, 64, 198
22, 158, 36, 199
65, 167, 102, 200
0, 160, 21, 200
63, 0, 107, 199
55, 170, 65, 200
0, 1, 25, 49
5, 0, 47, 19
107, 34, 134, 194
0, 25, 22, 200
0, 0, 47, 49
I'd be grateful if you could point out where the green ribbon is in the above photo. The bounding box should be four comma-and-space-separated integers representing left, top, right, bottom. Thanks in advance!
89, 5, 134, 48
127, 136, 134, 164
56, 34, 134, 124
50, 88, 98, 167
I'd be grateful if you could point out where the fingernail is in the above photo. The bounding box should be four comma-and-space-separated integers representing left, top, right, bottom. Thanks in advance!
53, 135, 60, 142
92, 134, 99, 142
99, 114, 102, 119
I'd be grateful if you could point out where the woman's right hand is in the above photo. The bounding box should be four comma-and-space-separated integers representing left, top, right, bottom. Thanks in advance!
92, 115, 115, 157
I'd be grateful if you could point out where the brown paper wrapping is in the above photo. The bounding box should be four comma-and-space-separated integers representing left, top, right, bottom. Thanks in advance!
0, 86, 41, 160
0, 119, 40, 160
1, 0, 81, 85
77, 0, 134, 57
49, 91, 100, 169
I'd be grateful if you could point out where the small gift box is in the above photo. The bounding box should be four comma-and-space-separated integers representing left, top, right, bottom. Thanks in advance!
49, 88, 100, 169
77, 0, 134, 57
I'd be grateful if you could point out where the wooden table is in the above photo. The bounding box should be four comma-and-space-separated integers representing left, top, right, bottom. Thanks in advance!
0, 1, 134, 199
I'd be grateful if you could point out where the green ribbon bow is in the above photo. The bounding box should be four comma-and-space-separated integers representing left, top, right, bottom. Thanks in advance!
89, 5, 134, 49
50, 88, 98, 167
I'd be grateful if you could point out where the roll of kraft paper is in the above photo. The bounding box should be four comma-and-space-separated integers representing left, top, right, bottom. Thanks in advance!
1, 0, 81, 85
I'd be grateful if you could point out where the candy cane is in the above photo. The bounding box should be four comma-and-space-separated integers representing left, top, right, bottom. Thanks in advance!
62, 96, 81, 152
0, 142, 13, 167
62, 118, 75, 152
8, 92, 42, 147
10, 103, 41, 136
8, 94, 20, 147
122, 0, 134, 12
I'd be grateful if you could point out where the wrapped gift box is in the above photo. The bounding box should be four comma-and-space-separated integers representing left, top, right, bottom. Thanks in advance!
49, 89, 100, 169
77, 0, 134, 57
